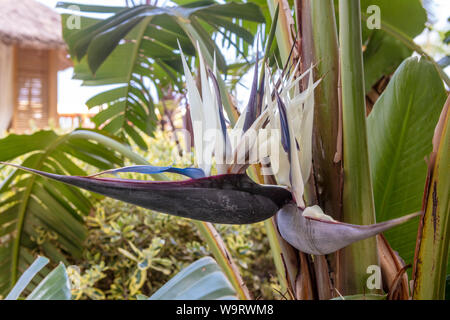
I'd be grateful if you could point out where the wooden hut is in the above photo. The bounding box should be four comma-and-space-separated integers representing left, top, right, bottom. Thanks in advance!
0, 0, 71, 132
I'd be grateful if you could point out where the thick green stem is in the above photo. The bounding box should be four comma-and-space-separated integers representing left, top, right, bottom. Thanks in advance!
264, 219, 289, 293
246, 166, 292, 297
300, 0, 341, 300
309, 0, 342, 221
412, 98, 450, 300
338, 0, 379, 295
194, 222, 252, 300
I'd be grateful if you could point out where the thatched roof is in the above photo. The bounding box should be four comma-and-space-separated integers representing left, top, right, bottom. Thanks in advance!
0, 0, 66, 49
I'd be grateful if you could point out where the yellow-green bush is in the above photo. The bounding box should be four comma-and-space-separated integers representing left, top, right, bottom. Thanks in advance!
69, 199, 278, 299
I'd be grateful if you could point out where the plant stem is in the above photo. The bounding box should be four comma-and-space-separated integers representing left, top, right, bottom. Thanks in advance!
337, 0, 379, 295
300, 0, 341, 299
194, 222, 252, 300
263, 219, 289, 292
309, 0, 342, 221
69, 130, 150, 168
246, 165, 292, 297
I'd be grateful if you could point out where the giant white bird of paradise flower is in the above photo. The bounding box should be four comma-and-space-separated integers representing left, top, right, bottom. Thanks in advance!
0, 45, 420, 255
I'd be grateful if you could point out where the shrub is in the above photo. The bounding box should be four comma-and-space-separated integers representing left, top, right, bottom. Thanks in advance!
69, 198, 279, 300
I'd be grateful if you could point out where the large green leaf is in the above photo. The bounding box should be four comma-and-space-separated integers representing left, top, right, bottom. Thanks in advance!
5, 256, 71, 300
5, 256, 49, 300
368, 57, 447, 268
0, 130, 125, 295
6, 257, 233, 300
26, 263, 71, 300
412, 98, 449, 299
58, 1, 264, 148
149, 257, 237, 300
360, 0, 427, 89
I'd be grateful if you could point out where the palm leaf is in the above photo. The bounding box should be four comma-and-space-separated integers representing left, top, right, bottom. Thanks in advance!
58, 1, 265, 149
0, 130, 125, 295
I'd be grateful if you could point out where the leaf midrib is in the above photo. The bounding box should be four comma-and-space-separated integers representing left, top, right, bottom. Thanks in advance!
10, 134, 71, 286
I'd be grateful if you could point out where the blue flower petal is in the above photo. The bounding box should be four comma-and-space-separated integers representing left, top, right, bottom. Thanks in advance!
95, 165, 206, 179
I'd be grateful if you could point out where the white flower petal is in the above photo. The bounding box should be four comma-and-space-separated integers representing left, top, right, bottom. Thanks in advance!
179, 43, 205, 171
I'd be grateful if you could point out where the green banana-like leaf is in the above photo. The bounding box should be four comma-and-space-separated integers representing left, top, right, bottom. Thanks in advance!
368, 57, 447, 269
5, 256, 49, 300
149, 256, 237, 300
7, 256, 233, 300
360, 0, 427, 89
58, 1, 264, 149
412, 99, 449, 299
0, 129, 125, 295
26, 263, 71, 300
5, 256, 71, 300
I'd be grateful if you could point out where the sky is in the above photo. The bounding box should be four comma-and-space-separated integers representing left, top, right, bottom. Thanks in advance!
36, 0, 450, 114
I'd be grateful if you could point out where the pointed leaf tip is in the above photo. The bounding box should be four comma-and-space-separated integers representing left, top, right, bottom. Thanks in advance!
243, 50, 260, 132
277, 203, 421, 255
275, 91, 290, 155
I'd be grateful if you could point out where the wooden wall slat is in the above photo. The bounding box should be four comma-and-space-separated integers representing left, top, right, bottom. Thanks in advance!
13, 48, 50, 132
